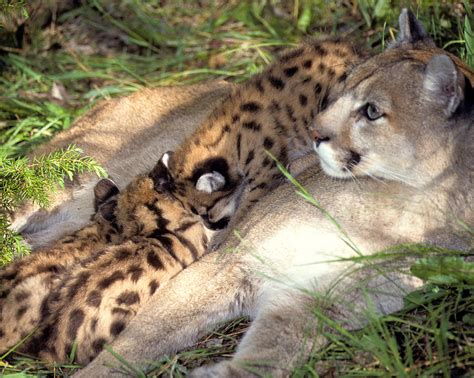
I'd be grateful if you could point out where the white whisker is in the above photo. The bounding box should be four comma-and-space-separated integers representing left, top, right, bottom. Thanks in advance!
362, 156, 418, 187
359, 167, 386, 185
343, 167, 361, 186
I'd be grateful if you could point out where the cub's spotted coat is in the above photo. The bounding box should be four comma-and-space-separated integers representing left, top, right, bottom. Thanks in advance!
164, 39, 363, 229
0, 165, 209, 364
0, 179, 120, 351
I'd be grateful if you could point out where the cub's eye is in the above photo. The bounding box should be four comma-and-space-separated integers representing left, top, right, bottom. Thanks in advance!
363, 103, 384, 121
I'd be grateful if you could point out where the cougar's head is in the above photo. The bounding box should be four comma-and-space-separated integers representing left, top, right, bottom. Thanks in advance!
313, 9, 473, 188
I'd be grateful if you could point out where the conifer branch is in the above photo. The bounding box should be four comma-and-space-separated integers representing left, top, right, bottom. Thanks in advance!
0, 145, 107, 264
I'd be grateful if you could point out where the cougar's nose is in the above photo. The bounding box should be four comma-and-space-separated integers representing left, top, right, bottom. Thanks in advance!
311, 129, 330, 147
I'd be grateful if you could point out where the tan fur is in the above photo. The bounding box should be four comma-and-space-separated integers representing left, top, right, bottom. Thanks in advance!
33, 176, 207, 364
75, 13, 473, 377
4, 41, 362, 364
3, 81, 232, 366
313, 48, 473, 192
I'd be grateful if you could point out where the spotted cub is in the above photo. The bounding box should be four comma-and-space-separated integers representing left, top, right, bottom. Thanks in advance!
159, 39, 363, 233
0, 160, 211, 364
0, 179, 121, 351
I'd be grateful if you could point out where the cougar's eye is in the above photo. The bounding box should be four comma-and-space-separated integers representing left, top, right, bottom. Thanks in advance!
363, 103, 384, 121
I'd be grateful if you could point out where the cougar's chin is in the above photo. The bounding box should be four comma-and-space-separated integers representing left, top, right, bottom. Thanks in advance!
315, 143, 352, 179
319, 159, 352, 178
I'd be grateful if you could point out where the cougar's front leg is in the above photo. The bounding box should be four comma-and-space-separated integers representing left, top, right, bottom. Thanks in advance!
11, 180, 98, 250
191, 267, 423, 378
73, 253, 259, 377
191, 287, 321, 378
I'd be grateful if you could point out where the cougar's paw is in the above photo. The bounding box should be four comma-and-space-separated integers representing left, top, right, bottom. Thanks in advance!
191, 360, 292, 378
190, 361, 250, 378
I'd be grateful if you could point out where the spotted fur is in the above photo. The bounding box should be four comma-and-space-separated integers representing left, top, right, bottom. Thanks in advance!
0, 166, 209, 364
162, 39, 363, 231
0, 181, 120, 351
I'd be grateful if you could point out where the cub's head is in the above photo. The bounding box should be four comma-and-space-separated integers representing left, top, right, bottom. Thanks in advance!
93, 159, 208, 242
149, 152, 245, 230
313, 9, 473, 188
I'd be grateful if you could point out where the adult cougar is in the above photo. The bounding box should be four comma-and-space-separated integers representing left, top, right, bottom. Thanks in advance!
76, 10, 472, 377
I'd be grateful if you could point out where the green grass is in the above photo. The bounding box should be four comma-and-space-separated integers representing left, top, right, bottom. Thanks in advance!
0, 0, 472, 158
0, 0, 473, 376
299, 241, 474, 377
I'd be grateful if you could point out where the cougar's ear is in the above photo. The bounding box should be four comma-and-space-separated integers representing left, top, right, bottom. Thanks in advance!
149, 151, 174, 192
94, 178, 119, 211
196, 172, 226, 193
423, 55, 464, 116
393, 8, 435, 48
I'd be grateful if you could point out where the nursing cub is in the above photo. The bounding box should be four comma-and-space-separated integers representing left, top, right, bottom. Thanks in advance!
159, 39, 362, 232
0, 179, 121, 352
0, 161, 210, 364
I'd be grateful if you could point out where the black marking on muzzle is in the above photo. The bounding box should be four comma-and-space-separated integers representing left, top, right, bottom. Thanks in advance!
347, 150, 361, 170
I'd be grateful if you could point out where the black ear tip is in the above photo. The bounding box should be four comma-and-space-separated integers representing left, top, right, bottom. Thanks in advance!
396, 7, 434, 47
95, 177, 116, 189
400, 8, 414, 18
150, 151, 174, 175
149, 161, 166, 180
399, 8, 417, 27
149, 152, 175, 192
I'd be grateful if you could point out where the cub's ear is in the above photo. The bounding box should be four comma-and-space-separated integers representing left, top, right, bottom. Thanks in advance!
160, 150, 173, 169
393, 8, 435, 48
149, 151, 174, 192
94, 178, 119, 211
423, 55, 463, 116
196, 171, 226, 193
97, 199, 117, 223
